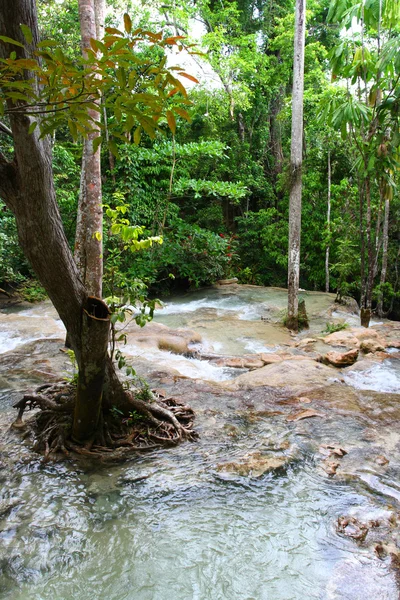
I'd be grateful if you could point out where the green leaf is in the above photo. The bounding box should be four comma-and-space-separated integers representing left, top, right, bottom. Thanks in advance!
28, 121, 37, 134
92, 136, 102, 154
108, 139, 120, 159
123, 13, 132, 34
166, 110, 176, 134
133, 125, 142, 145
20, 24, 33, 45
0, 35, 24, 48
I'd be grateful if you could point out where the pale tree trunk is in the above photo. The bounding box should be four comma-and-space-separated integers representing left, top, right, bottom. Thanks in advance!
325, 149, 331, 293
75, 0, 103, 298
377, 198, 390, 317
287, 0, 306, 332
0, 0, 111, 443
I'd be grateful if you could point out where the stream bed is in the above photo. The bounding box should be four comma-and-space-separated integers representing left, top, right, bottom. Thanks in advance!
0, 286, 399, 599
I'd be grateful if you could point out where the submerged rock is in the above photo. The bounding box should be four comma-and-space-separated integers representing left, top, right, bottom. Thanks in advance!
216, 451, 290, 478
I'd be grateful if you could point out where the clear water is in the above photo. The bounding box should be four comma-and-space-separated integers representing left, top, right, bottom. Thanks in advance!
0, 288, 399, 599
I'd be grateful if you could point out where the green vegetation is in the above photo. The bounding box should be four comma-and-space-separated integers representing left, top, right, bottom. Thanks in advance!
1, 0, 399, 322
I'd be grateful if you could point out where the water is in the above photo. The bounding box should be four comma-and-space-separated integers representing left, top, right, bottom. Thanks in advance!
0, 288, 400, 599
344, 360, 400, 393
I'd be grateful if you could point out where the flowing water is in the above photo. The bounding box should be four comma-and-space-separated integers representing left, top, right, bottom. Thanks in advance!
0, 287, 399, 599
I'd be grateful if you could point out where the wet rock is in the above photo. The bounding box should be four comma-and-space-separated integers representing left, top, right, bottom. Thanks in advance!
323, 460, 340, 476
323, 330, 360, 348
216, 278, 238, 285
319, 444, 347, 457
337, 516, 369, 541
216, 451, 290, 478
286, 409, 324, 422
295, 338, 318, 349
158, 336, 193, 355
220, 359, 335, 395
259, 353, 285, 365
324, 348, 359, 367
351, 327, 382, 342
375, 455, 389, 466
360, 339, 386, 354
326, 557, 399, 599
0, 498, 20, 519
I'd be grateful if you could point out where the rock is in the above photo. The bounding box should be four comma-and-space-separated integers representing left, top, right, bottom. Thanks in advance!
243, 358, 265, 369
157, 335, 198, 355
220, 358, 335, 396
323, 330, 360, 348
350, 327, 382, 342
216, 451, 290, 478
336, 516, 369, 541
319, 444, 347, 457
286, 409, 324, 422
216, 278, 238, 285
324, 348, 359, 367
0, 498, 20, 519
295, 338, 317, 348
260, 353, 284, 365
360, 339, 386, 353
323, 460, 340, 476
375, 455, 389, 466
215, 357, 245, 368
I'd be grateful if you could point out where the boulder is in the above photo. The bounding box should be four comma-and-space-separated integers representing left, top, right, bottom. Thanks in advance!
324, 348, 359, 367
260, 353, 285, 365
220, 358, 335, 395
323, 330, 360, 348
359, 339, 386, 354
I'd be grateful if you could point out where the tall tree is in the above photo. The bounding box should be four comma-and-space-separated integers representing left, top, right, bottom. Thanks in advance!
74, 0, 104, 297
287, 0, 306, 331
0, 0, 194, 449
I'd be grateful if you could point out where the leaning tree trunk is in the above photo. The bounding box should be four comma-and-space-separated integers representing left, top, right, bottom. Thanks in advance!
0, 0, 111, 442
287, 0, 306, 332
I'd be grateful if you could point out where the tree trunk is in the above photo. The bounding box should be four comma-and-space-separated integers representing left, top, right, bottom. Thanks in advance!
325, 149, 331, 293
76, 0, 103, 298
377, 198, 390, 317
0, 0, 111, 442
287, 0, 306, 332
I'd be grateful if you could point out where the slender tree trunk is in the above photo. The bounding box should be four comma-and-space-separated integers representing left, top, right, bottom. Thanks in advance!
76, 0, 103, 298
325, 149, 331, 293
287, 0, 306, 332
377, 198, 390, 317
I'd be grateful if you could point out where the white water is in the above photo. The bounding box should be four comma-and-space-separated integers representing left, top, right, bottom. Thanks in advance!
344, 360, 400, 393
123, 344, 244, 381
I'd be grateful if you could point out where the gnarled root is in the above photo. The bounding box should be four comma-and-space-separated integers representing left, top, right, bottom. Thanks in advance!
12, 382, 197, 461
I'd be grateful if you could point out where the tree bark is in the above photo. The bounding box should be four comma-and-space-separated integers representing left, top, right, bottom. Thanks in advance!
0, 0, 111, 442
287, 0, 306, 332
76, 0, 103, 298
377, 198, 390, 317
325, 149, 331, 293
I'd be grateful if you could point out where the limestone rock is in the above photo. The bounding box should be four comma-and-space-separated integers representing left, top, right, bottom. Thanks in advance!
286, 409, 324, 422
359, 339, 386, 353
220, 358, 335, 395
323, 330, 359, 348
324, 348, 359, 367
216, 452, 289, 478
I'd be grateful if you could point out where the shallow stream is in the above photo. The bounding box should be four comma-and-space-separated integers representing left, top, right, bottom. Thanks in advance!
0, 287, 399, 599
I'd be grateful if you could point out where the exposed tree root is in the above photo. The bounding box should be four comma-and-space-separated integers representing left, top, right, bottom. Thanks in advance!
12, 381, 197, 462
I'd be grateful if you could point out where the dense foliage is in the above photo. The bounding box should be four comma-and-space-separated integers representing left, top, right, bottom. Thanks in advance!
0, 0, 399, 317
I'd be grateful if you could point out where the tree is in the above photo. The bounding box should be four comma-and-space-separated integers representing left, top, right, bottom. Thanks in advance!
0, 0, 195, 454
323, 0, 400, 325
287, 0, 306, 331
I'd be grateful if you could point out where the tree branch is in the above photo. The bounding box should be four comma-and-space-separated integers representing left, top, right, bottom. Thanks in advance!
0, 121, 13, 137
